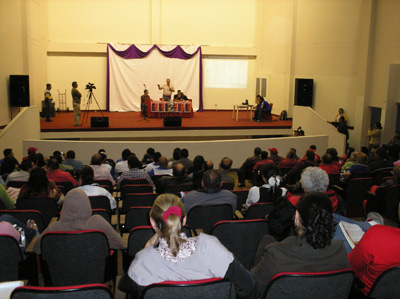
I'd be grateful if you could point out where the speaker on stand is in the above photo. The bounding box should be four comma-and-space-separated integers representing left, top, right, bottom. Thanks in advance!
9, 75, 30, 107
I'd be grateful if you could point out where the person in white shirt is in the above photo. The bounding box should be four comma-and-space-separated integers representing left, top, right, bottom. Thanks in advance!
157, 78, 175, 102
77, 166, 116, 210
115, 149, 132, 179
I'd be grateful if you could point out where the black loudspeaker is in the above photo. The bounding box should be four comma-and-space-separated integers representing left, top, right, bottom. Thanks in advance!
91, 117, 109, 128
9, 75, 30, 107
294, 78, 313, 107
163, 117, 182, 127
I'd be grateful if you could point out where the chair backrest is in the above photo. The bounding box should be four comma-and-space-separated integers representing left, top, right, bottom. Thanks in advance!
56, 181, 74, 195
91, 209, 111, 223
262, 269, 354, 299
210, 220, 269, 269
11, 283, 113, 299
123, 206, 152, 232
141, 278, 235, 299
186, 204, 233, 234
6, 181, 27, 188
88, 196, 112, 214
121, 185, 153, 198
16, 198, 59, 227
0, 209, 46, 233
328, 174, 340, 188
345, 177, 373, 207
0, 235, 24, 282
279, 167, 292, 177
368, 266, 400, 298
120, 179, 149, 189
93, 180, 113, 193
383, 185, 400, 221
40, 230, 110, 286
220, 182, 234, 191
231, 189, 249, 210
164, 183, 193, 194
371, 168, 394, 185
0, 200, 4, 210
245, 202, 275, 220
121, 193, 158, 214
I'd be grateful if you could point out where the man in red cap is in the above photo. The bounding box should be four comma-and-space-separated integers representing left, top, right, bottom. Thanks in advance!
268, 148, 283, 165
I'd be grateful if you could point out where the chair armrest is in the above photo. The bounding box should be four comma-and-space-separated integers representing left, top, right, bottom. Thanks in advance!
235, 210, 244, 219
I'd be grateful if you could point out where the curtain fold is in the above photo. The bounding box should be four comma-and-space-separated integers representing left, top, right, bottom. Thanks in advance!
107, 44, 203, 112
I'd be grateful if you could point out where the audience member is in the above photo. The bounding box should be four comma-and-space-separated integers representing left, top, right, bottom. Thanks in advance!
118, 155, 154, 189
341, 151, 357, 173
245, 163, 286, 207
0, 148, 19, 167
302, 145, 321, 164
368, 147, 393, 172
277, 150, 298, 169
172, 148, 193, 173
142, 147, 155, 164
36, 153, 46, 168
22, 147, 37, 161
118, 193, 255, 297
33, 189, 123, 254
168, 147, 181, 163
145, 152, 162, 174
182, 169, 237, 214
0, 214, 39, 250
148, 156, 172, 176
219, 157, 235, 185
157, 163, 192, 194
6, 159, 33, 184
18, 167, 62, 205
46, 158, 78, 187
0, 184, 15, 209
238, 147, 261, 187
253, 151, 274, 172
285, 150, 317, 184
63, 150, 84, 172
287, 167, 339, 212
53, 151, 74, 174
204, 160, 214, 170
91, 154, 115, 185
77, 166, 116, 210
319, 154, 340, 175
190, 155, 206, 190
251, 192, 349, 297
98, 149, 115, 174
344, 152, 369, 179
268, 148, 283, 165
114, 149, 132, 178
0, 156, 17, 181
349, 225, 400, 296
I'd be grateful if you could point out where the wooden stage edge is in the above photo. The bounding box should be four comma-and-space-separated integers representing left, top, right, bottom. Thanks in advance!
39, 110, 293, 140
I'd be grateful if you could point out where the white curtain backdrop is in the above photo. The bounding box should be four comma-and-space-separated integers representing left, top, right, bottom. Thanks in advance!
108, 44, 201, 112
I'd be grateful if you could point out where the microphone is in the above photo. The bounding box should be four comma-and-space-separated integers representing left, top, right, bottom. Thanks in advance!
143, 84, 146, 89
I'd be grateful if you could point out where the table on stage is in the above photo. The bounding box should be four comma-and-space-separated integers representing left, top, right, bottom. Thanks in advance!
147, 99, 194, 118
232, 104, 255, 121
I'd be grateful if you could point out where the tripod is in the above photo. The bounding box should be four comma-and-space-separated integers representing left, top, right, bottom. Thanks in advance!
80, 89, 104, 126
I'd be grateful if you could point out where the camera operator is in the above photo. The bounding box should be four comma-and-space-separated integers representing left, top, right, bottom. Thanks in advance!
71, 81, 82, 126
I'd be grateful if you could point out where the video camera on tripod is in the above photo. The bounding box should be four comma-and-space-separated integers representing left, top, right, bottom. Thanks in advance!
86, 82, 96, 91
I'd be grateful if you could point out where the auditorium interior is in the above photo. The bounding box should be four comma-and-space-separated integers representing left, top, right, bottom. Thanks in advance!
0, 0, 400, 298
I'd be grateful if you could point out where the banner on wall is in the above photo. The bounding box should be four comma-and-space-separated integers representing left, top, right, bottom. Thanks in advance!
107, 44, 203, 112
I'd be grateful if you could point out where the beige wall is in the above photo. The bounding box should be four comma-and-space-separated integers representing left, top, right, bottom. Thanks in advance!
2, 0, 400, 152
23, 134, 328, 169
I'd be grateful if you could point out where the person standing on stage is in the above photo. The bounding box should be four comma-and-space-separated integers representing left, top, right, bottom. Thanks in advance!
157, 78, 175, 102
71, 81, 82, 126
44, 83, 53, 122
141, 89, 150, 120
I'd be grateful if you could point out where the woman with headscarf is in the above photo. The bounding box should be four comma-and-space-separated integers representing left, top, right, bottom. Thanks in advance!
33, 189, 123, 254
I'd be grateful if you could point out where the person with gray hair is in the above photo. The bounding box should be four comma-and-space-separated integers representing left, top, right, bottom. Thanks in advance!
286, 167, 339, 212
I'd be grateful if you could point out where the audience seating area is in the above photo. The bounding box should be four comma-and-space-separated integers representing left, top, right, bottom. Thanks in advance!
0, 144, 399, 298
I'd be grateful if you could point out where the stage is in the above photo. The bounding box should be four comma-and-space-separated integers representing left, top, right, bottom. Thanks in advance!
40, 110, 293, 140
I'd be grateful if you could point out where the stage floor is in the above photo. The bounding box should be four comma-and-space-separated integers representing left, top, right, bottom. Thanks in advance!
40, 110, 292, 132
